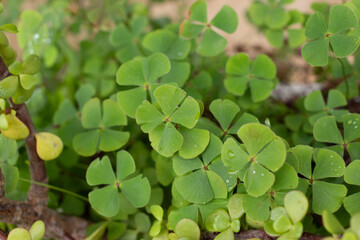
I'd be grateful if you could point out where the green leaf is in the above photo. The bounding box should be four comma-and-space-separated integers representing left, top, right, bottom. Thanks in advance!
252, 54, 276, 79
312, 181, 347, 214
249, 2, 270, 26
313, 116, 343, 144
238, 123, 275, 156
249, 79, 274, 102
228, 193, 245, 220
8, 228, 31, 240
205, 208, 231, 232
344, 192, 360, 215
343, 114, 360, 143
53, 99, 77, 125
215, 228, 235, 240
211, 5, 238, 33
179, 128, 210, 159
154, 85, 186, 117
327, 89, 347, 109
29, 221, 45, 240
322, 210, 345, 234
210, 99, 240, 131
304, 90, 326, 112
149, 123, 183, 157
304, 12, 327, 39
99, 129, 129, 152
284, 191, 308, 223
267, 8, 289, 29
302, 38, 329, 66
22, 54, 41, 75
273, 215, 292, 233
272, 163, 298, 191
175, 219, 201, 240
136, 100, 164, 133
207, 170, 228, 199
330, 34, 360, 58
0, 76, 19, 99
224, 76, 249, 96
172, 155, 202, 176
148, 53, 171, 83
255, 137, 286, 172
244, 162, 274, 197
313, 149, 345, 179
102, 99, 127, 127
151, 205, 164, 221
118, 87, 147, 118
86, 156, 116, 186
135, 212, 151, 233
197, 28, 227, 57
142, 29, 177, 54
19, 74, 38, 90
242, 194, 270, 221
73, 130, 100, 157
89, 185, 119, 217
116, 151, 136, 182
81, 98, 101, 129
328, 5, 357, 33
188, 0, 207, 23
1, 164, 19, 193
180, 20, 205, 38
168, 204, 199, 230
171, 97, 200, 129
221, 138, 250, 173
174, 170, 213, 204
344, 160, 360, 185
288, 28, 306, 48
0, 23, 18, 33
120, 174, 151, 208
265, 29, 284, 48
116, 57, 145, 86
226, 53, 250, 75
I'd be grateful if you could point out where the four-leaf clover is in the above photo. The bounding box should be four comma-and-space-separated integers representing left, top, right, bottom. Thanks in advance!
136, 84, 210, 159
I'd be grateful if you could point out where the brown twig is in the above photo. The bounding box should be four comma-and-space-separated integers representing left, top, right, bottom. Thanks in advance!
0, 57, 48, 211
0, 198, 88, 239
0, 56, 90, 239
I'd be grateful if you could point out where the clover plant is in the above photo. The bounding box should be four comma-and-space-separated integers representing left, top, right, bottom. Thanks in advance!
1, 0, 360, 240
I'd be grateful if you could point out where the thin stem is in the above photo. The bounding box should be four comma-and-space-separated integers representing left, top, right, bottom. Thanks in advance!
337, 57, 349, 99
19, 178, 88, 202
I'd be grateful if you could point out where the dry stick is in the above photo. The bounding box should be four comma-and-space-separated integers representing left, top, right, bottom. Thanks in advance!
0, 57, 89, 239
0, 56, 48, 211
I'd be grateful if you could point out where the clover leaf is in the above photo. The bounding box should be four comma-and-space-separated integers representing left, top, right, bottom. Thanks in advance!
82, 57, 117, 98
142, 29, 191, 87
136, 84, 209, 158
343, 160, 360, 215
116, 53, 170, 118
222, 123, 286, 197
224, 53, 277, 102
180, 0, 238, 56
249, 0, 292, 30
73, 98, 129, 157
168, 218, 200, 240
109, 16, 147, 62
289, 146, 347, 214
313, 114, 360, 160
86, 151, 151, 217
302, 5, 360, 66
173, 134, 236, 204
304, 89, 348, 125
204, 194, 244, 239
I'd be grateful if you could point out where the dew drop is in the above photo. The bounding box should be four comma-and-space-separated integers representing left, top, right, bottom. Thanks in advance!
261, 173, 264, 176
252, 171, 256, 174
225, 179, 230, 183
330, 155, 333, 158
194, 144, 198, 148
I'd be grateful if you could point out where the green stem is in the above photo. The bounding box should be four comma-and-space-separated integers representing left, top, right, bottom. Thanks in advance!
19, 177, 88, 202
337, 57, 349, 99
